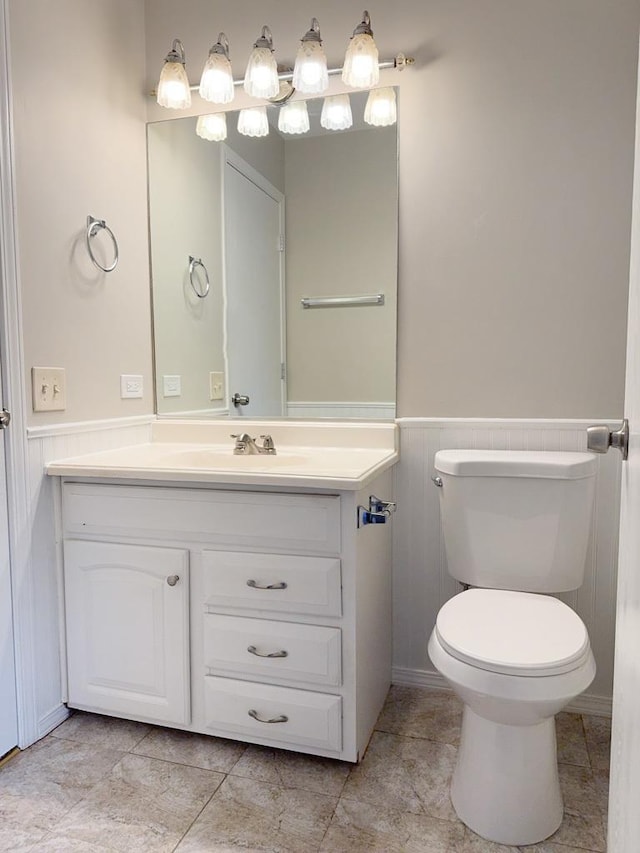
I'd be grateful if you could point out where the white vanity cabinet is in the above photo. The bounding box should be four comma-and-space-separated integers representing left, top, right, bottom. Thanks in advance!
58, 472, 393, 762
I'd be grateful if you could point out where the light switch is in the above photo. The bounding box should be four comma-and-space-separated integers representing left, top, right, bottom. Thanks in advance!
32, 367, 66, 412
120, 374, 143, 399
210, 371, 224, 401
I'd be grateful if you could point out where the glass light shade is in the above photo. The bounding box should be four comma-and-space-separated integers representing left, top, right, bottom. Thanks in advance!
320, 94, 353, 131
237, 106, 269, 137
244, 27, 279, 99
364, 87, 397, 127
157, 61, 192, 109
196, 113, 227, 142
342, 32, 379, 89
278, 100, 310, 135
293, 38, 328, 95
199, 51, 234, 104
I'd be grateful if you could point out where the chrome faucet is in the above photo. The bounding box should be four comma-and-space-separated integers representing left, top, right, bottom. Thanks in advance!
231, 433, 277, 455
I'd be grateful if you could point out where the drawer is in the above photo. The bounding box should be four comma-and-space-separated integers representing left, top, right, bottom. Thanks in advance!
62, 483, 341, 553
204, 615, 342, 688
203, 550, 341, 617
204, 676, 342, 752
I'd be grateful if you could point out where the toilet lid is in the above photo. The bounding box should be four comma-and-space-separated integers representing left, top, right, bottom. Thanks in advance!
435, 589, 591, 677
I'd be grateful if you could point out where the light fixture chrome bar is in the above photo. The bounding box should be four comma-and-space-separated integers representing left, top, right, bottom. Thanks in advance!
301, 294, 385, 309
180, 53, 412, 93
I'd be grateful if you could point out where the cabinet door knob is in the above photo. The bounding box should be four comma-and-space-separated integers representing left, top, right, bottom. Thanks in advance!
166, 575, 180, 587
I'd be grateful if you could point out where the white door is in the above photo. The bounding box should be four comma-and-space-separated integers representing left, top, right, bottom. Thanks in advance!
0, 393, 17, 756
222, 148, 285, 417
608, 42, 640, 852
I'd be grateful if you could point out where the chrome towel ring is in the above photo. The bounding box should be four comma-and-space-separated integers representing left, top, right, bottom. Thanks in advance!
86, 215, 119, 273
188, 256, 210, 298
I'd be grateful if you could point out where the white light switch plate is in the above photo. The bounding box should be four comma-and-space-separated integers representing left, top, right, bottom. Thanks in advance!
210, 371, 224, 401
32, 367, 66, 412
120, 374, 143, 399
163, 375, 181, 397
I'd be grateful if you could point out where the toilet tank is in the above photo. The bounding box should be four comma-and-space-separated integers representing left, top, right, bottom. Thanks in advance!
433, 450, 597, 593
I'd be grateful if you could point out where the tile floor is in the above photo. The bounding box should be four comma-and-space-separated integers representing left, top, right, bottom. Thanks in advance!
0, 686, 610, 852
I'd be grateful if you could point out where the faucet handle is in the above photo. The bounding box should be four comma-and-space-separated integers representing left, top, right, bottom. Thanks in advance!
260, 434, 274, 448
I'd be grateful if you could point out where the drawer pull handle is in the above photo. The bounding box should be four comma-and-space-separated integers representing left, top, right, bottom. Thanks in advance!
166, 575, 180, 587
248, 709, 289, 724
246, 579, 288, 590
247, 645, 288, 659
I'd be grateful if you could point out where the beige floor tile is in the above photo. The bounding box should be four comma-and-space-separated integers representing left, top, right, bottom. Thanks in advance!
555, 713, 590, 767
175, 774, 338, 853
230, 743, 351, 796
341, 730, 458, 821
319, 797, 466, 852
461, 827, 516, 851
28, 836, 117, 852
0, 819, 50, 852
51, 711, 152, 752
0, 737, 124, 834
132, 726, 246, 772
375, 685, 463, 745
558, 763, 604, 818
592, 768, 610, 816
545, 810, 607, 852
49, 753, 224, 852
518, 842, 603, 852
582, 715, 612, 772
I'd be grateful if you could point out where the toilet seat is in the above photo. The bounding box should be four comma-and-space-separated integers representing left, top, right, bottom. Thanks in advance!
435, 589, 590, 677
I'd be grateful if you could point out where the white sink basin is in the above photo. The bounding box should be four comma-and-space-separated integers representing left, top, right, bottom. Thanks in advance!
161, 448, 310, 469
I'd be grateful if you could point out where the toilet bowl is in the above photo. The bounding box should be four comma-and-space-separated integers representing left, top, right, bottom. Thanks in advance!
427, 450, 598, 846
428, 589, 596, 845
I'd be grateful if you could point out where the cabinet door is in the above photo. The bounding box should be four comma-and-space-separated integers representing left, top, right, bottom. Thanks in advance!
64, 540, 190, 725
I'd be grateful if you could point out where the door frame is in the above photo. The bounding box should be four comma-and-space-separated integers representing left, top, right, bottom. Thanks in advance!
0, 0, 40, 748
220, 144, 287, 416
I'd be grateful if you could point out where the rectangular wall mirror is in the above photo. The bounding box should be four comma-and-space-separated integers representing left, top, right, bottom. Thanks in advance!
148, 90, 398, 420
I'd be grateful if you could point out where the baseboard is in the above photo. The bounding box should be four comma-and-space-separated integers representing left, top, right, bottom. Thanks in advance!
391, 666, 613, 718
37, 703, 70, 741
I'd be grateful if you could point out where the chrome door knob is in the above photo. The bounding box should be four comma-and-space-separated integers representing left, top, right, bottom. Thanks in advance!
232, 393, 250, 407
586, 419, 629, 460
166, 575, 180, 587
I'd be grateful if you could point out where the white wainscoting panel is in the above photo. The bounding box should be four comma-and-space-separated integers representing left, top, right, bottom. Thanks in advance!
392, 419, 622, 715
287, 402, 395, 420
25, 416, 153, 741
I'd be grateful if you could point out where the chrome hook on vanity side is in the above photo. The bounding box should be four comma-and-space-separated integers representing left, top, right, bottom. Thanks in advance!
357, 495, 397, 528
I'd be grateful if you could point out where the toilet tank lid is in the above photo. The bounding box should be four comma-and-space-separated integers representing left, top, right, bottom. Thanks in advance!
434, 449, 597, 479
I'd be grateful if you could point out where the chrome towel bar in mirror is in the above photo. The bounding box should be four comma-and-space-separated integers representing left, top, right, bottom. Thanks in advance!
301, 294, 384, 309
188, 256, 210, 298
86, 215, 119, 273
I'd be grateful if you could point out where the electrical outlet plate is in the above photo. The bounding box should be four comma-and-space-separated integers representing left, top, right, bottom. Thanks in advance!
210, 371, 224, 401
120, 374, 143, 399
32, 367, 66, 412
163, 375, 181, 397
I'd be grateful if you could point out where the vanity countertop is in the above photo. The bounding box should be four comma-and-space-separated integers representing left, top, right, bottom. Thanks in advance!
45, 420, 399, 490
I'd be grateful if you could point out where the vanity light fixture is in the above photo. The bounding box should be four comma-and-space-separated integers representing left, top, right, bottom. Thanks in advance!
292, 18, 329, 95
244, 26, 280, 100
364, 87, 397, 127
156, 39, 192, 109
342, 11, 379, 89
320, 94, 353, 131
196, 112, 228, 141
237, 106, 269, 137
278, 100, 310, 135
199, 33, 234, 104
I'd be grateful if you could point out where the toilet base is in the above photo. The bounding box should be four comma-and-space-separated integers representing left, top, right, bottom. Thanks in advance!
451, 706, 563, 846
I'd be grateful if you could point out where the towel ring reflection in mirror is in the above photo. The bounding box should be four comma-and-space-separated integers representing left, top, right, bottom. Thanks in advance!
188, 256, 211, 298
86, 215, 119, 273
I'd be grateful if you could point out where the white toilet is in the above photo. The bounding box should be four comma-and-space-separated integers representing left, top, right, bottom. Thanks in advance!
427, 449, 597, 846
